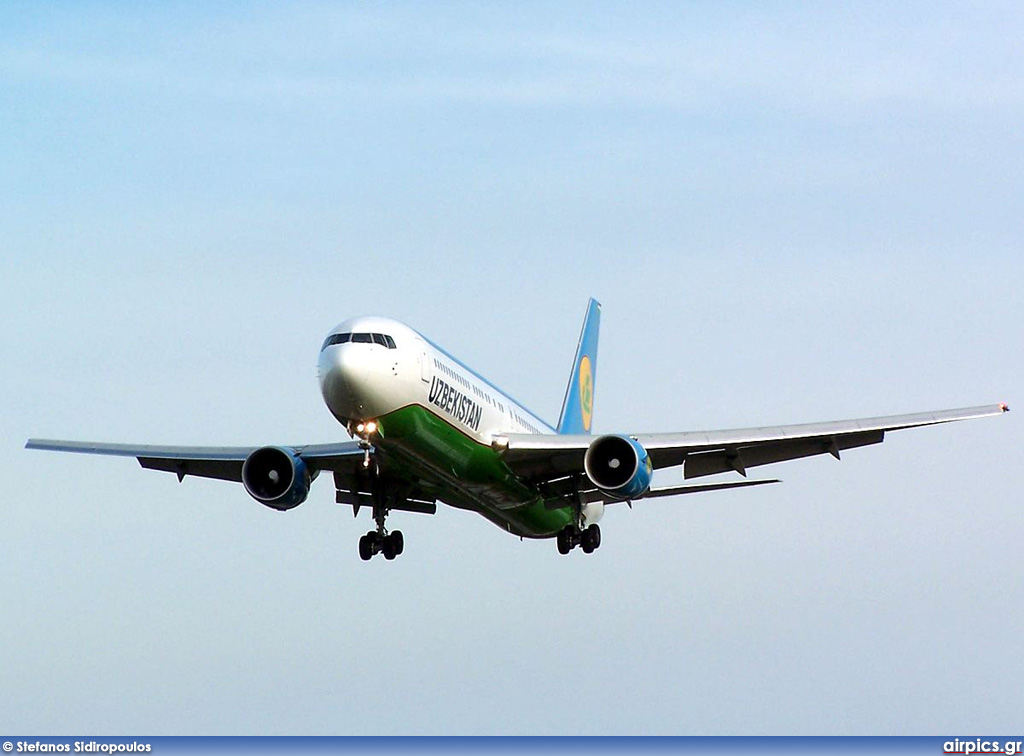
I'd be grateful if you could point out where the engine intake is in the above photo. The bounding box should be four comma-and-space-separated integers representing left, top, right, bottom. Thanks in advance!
242, 446, 311, 511
584, 435, 653, 499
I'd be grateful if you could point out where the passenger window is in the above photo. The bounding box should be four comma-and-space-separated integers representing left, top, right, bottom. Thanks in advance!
352, 333, 372, 343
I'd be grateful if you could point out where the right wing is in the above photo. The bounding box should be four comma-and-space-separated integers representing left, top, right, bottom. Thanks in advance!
24, 438, 368, 482
25, 438, 439, 515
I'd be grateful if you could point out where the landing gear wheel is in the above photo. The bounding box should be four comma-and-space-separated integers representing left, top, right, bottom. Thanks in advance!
391, 530, 404, 556
382, 535, 397, 560
580, 524, 601, 553
557, 528, 572, 555
358, 534, 373, 561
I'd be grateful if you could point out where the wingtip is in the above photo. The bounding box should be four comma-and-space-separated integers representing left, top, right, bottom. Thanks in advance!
999, 402, 1010, 413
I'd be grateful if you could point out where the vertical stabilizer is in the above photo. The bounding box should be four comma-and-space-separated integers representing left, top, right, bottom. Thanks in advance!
557, 298, 601, 435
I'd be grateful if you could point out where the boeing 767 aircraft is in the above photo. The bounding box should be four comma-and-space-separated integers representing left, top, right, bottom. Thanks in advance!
27, 299, 1008, 560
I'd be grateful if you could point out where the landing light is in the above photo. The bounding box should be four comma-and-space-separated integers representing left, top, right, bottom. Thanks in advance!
355, 420, 378, 436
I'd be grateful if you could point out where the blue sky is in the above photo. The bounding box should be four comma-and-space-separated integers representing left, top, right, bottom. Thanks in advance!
2, 2, 1022, 735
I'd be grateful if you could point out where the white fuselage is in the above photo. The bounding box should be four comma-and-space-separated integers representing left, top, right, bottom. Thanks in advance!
317, 316, 554, 445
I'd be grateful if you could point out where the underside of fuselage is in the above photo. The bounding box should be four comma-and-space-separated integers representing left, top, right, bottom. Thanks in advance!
374, 404, 574, 539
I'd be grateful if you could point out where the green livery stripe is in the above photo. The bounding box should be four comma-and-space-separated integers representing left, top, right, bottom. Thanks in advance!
376, 404, 573, 538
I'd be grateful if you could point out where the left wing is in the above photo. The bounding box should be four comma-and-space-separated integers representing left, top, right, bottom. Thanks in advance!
24, 438, 367, 481
496, 403, 1009, 484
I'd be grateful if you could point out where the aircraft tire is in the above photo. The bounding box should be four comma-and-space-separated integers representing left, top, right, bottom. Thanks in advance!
382, 536, 397, 560
556, 527, 572, 555
358, 534, 373, 561
391, 530, 404, 556
580, 524, 601, 554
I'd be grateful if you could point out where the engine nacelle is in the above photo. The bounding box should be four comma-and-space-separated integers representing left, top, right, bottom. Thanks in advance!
584, 434, 653, 500
242, 446, 311, 511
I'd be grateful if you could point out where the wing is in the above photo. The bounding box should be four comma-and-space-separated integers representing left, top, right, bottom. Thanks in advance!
496, 403, 1009, 484
24, 438, 367, 482
589, 478, 781, 504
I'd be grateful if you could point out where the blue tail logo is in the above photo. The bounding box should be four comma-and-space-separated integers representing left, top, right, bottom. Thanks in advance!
558, 299, 601, 435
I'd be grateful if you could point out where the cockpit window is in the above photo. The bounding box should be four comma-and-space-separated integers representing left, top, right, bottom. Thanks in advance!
321, 331, 397, 350
321, 332, 351, 351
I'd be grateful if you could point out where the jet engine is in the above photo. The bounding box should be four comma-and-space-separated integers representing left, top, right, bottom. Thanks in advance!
242, 446, 312, 511
583, 435, 653, 499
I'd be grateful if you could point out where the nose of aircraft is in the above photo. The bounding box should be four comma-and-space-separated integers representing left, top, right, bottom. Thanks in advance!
318, 344, 366, 419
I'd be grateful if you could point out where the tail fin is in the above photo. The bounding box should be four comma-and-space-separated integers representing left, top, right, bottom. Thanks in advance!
557, 298, 601, 435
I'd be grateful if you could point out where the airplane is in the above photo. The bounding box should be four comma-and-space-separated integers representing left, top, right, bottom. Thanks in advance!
27, 298, 1009, 561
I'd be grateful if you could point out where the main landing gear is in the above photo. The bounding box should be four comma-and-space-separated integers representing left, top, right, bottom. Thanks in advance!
358, 500, 404, 561
556, 475, 602, 556
556, 524, 602, 555
356, 463, 406, 562
357, 495, 406, 561
359, 528, 404, 561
